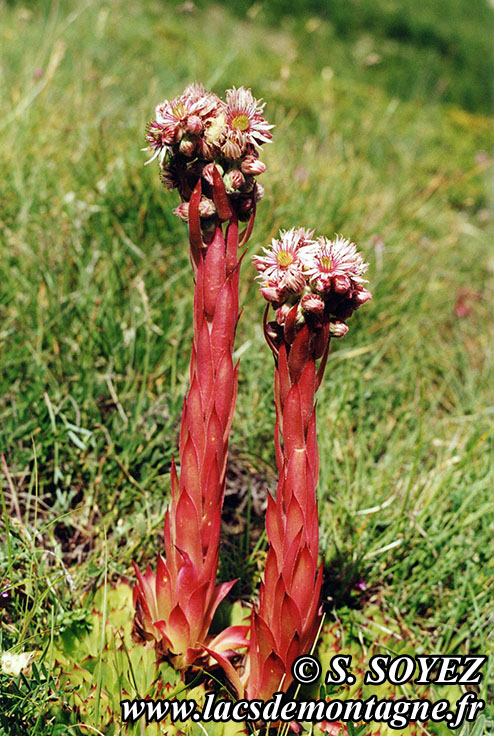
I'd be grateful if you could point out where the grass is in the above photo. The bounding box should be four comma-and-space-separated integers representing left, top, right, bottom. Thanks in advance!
194, 0, 494, 114
0, 0, 493, 733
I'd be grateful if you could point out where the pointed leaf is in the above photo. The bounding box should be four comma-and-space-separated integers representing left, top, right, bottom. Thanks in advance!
212, 165, 233, 221
202, 645, 244, 697
210, 282, 237, 365
283, 304, 299, 345
183, 377, 205, 459
298, 359, 316, 429
156, 555, 173, 620
195, 320, 214, 406
279, 595, 302, 653
184, 581, 209, 642
225, 213, 239, 275
167, 604, 191, 653
203, 225, 226, 318
175, 490, 202, 567
291, 545, 317, 611
283, 386, 305, 454
258, 651, 286, 700
265, 493, 283, 558
207, 578, 237, 619
188, 180, 203, 269
238, 198, 256, 247
262, 548, 280, 615
180, 437, 201, 503
214, 352, 235, 431
277, 345, 291, 407
288, 324, 311, 382
302, 564, 323, 633
208, 625, 249, 653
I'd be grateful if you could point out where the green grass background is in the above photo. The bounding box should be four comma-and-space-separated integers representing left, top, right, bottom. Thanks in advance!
0, 0, 493, 731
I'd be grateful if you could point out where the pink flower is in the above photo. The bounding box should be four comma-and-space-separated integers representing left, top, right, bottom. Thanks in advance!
155, 88, 221, 136
353, 286, 372, 305
223, 87, 274, 157
299, 235, 368, 294
253, 228, 313, 285
144, 85, 224, 166
275, 304, 292, 324
179, 138, 196, 156
201, 162, 222, 185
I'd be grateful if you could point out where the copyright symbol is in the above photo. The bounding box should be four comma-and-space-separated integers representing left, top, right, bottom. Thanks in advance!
291, 655, 322, 684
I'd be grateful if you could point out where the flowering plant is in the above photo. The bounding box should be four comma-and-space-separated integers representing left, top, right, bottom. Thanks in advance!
133, 83, 272, 671
241, 229, 372, 700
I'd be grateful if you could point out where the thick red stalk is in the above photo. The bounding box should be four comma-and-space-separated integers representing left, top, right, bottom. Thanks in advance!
133, 175, 252, 669
245, 322, 329, 700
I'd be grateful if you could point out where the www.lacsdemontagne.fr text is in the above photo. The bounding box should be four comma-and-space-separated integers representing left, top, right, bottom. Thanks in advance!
121, 690, 485, 730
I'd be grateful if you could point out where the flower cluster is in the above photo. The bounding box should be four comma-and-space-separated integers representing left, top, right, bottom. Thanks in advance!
145, 83, 273, 224
254, 229, 372, 337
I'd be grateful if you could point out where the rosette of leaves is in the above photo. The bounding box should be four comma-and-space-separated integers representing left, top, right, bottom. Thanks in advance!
48, 584, 244, 735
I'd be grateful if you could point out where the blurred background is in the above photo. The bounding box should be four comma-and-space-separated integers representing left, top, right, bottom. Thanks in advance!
0, 0, 493, 728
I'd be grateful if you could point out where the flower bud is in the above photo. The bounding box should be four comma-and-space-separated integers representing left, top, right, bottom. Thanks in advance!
301, 293, 325, 314
254, 183, 265, 202
241, 155, 266, 176
202, 162, 223, 185
275, 304, 291, 325
185, 115, 203, 135
265, 321, 281, 341
329, 320, 349, 338
179, 138, 196, 156
316, 274, 333, 292
260, 285, 283, 303
238, 196, 253, 214
353, 287, 373, 306
198, 197, 216, 218
222, 137, 243, 161
223, 169, 245, 193
200, 138, 217, 161
173, 202, 189, 222
332, 274, 351, 294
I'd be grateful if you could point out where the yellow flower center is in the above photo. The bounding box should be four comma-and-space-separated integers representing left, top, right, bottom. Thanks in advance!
231, 114, 250, 132
276, 250, 294, 268
171, 103, 186, 120
319, 254, 333, 271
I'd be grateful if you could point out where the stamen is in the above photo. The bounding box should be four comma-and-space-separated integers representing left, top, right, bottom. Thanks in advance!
231, 114, 250, 131
319, 254, 333, 271
276, 251, 294, 267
